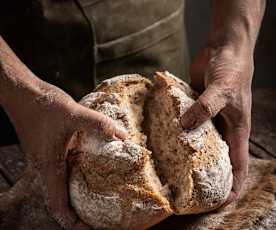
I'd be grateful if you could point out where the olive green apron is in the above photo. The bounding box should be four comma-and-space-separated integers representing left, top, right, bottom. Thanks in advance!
0, 0, 189, 145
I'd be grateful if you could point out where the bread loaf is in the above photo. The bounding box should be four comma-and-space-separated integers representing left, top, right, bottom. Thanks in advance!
69, 72, 232, 229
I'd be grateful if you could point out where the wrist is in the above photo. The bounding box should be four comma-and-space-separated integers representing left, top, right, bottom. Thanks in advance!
0, 36, 43, 112
209, 0, 266, 52
208, 37, 254, 62
0, 72, 42, 117
208, 21, 255, 54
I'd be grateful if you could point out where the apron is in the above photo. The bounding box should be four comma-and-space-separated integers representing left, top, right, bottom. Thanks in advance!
0, 0, 188, 145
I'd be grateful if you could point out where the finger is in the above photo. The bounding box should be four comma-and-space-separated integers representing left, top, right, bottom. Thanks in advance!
221, 118, 249, 203
45, 170, 78, 229
181, 85, 228, 130
219, 165, 248, 210
44, 167, 78, 229
228, 132, 249, 200
221, 191, 236, 209
76, 107, 128, 140
94, 113, 128, 140
212, 116, 249, 212
215, 191, 236, 212
39, 143, 79, 229
114, 125, 128, 140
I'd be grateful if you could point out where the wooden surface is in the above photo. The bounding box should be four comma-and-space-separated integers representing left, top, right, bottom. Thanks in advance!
250, 89, 276, 159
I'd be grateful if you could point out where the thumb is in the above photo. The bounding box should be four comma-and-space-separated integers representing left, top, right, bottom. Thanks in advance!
94, 112, 128, 140
76, 107, 128, 140
181, 84, 228, 130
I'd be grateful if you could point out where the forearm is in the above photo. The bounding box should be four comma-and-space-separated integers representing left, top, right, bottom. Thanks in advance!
209, 0, 266, 51
0, 36, 41, 112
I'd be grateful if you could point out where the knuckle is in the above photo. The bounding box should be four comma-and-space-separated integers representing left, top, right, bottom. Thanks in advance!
97, 116, 108, 130
97, 115, 115, 136
222, 87, 235, 103
200, 86, 229, 118
198, 98, 214, 117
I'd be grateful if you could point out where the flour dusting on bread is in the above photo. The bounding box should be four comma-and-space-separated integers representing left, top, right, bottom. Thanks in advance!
69, 72, 232, 229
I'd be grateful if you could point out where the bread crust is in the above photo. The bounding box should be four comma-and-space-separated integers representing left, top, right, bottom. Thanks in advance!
69, 74, 172, 230
146, 72, 232, 214
69, 72, 233, 229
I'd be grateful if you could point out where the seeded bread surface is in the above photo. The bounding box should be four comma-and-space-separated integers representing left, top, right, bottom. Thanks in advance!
69, 72, 232, 229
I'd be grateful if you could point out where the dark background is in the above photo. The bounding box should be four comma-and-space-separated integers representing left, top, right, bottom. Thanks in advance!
186, 0, 276, 89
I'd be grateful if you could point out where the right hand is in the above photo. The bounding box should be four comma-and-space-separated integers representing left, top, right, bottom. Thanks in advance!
5, 80, 127, 229
181, 44, 253, 206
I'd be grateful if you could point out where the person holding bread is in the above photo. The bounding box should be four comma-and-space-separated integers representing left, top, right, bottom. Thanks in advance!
0, 0, 266, 229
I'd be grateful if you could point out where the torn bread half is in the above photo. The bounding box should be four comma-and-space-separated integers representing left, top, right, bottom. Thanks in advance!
145, 72, 232, 214
69, 75, 172, 230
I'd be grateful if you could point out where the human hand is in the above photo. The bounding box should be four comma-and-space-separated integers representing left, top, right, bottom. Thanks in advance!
6, 81, 127, 229
181, 45, 253, 206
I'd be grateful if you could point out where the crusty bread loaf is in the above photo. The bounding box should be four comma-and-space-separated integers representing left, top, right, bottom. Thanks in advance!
69, 75, 172, 230
146, 72, 232, 214
69, 72, 232, 229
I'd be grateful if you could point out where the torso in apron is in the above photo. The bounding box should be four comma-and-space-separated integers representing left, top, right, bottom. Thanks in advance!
0, 0, 188, 145
77, 0, 188, 84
